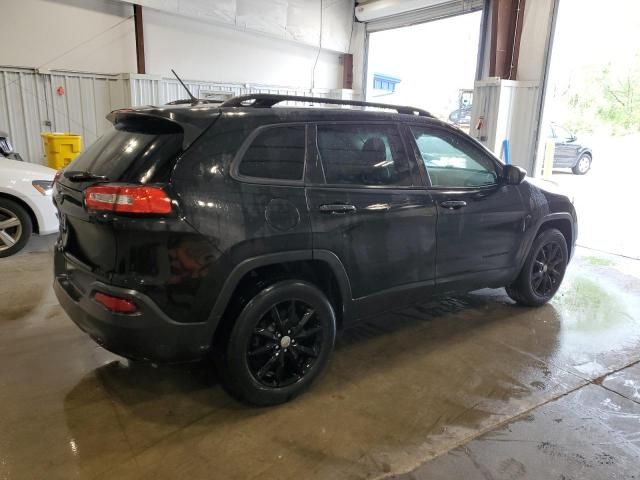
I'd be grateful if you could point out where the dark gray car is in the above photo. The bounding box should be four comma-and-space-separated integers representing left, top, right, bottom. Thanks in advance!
549, 123, 592, 175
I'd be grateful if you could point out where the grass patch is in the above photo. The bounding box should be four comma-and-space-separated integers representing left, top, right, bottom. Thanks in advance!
555, 277, 628, 331
583, 255, 615, 267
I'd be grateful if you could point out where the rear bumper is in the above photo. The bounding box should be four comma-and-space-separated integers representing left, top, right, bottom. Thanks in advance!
54, 251, 213, 362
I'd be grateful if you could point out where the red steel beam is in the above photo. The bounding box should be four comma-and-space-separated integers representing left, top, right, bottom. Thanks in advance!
134, 4, 146, 74
489, 0, 526, 79
342, 53, 354, 89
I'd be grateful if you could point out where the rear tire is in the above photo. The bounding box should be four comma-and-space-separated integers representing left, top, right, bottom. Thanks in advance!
572, 153, 591, 175
506, 228, 568, 307
0, 198, 32, 258
215, 280, 336, 406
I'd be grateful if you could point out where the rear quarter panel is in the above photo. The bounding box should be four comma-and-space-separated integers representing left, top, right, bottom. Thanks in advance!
170, 114, 312, 323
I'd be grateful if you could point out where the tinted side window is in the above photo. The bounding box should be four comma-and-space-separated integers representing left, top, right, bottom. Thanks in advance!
238, 126, 305, 180
316, 124, 411, 186
410, 127, 498, 188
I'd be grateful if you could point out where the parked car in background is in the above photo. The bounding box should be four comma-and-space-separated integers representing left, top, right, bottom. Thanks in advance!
448, 105, 472, 128
549, 123, 592, 175
53, 94, 577, 406
448, 89, 473, 130
0, 130, 24, 162
0, 158, 58, 257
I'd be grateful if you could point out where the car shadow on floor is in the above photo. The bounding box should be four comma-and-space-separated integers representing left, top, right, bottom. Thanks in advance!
60, 289, 563, 473
64, 289, 556, 410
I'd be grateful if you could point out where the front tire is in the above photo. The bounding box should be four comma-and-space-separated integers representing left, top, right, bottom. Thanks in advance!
0, 198, 32, 258
572, 153, 591, 175
506, 228, 568, 307
216, 280, 336, 406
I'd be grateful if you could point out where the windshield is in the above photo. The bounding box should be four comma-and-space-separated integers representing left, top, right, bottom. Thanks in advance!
554, 125, 573, 140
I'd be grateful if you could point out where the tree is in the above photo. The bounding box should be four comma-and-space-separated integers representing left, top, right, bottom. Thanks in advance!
552, 52, 640, 135
596, 58, 640, 133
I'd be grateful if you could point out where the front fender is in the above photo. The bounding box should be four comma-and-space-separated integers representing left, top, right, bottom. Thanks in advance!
515, 212, 577, 273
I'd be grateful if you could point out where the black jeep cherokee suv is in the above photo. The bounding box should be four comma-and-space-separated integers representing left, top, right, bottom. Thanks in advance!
53, 94, 577, 405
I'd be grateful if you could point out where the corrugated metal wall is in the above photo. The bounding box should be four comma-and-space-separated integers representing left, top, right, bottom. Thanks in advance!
125, 74, 331, 106
0, 67, 332, 165
0, 67, 126, 164
470, 79, 540, 172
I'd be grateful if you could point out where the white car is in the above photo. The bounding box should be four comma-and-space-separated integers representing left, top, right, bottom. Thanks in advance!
0, 158, 59, 257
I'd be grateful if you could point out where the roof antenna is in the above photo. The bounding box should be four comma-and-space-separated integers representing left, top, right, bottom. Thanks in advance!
171, 69, 198, 105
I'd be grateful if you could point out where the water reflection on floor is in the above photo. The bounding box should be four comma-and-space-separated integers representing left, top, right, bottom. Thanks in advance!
0, 246, 639, 479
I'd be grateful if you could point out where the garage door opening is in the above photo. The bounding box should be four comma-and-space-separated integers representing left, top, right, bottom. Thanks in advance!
366, 10, 483, 129
540, 0, 640, 259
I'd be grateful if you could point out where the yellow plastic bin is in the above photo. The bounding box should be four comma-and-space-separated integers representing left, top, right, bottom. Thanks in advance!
41, 132, 82, 169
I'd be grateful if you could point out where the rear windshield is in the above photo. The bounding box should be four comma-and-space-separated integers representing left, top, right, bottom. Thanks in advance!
67, 123, 183, 183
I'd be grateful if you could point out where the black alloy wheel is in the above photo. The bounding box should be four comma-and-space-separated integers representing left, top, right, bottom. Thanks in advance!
506, 228, 569, 307
216, 280, 336, 406
531, 241, 565, 297
247, 299, 324, 388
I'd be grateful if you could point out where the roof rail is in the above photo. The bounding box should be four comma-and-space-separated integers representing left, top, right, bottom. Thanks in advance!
219, 94, 434, 118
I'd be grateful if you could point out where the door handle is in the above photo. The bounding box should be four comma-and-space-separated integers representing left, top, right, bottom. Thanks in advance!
319, 203, 357, 214
440, 200, 467, 210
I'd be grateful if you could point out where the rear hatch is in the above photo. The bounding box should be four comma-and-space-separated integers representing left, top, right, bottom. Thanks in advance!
54, 105, 220, 276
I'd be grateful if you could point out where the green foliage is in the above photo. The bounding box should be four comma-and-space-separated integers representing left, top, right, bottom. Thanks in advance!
596, 60, 640, 134
559, 54, 640, 135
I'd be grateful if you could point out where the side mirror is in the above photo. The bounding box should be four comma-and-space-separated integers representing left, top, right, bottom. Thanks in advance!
504, 164, 527, 185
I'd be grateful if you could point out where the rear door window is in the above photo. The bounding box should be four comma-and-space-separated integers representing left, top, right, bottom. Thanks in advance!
238, 125, 306, 181
316, 124, 411, 186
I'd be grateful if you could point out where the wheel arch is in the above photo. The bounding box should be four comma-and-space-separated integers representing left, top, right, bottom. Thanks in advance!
207, 250, 352, 343
0, 191, 39, 233
533, 213, 575, 260
573, 148, 592, 166
512, 212, 575, 286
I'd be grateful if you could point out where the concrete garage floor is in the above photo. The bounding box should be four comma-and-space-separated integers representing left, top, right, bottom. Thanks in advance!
1, 237, 640, 479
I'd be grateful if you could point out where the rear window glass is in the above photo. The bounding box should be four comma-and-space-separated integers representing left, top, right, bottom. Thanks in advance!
67, 124, 183, 183
238, 126, 305, 181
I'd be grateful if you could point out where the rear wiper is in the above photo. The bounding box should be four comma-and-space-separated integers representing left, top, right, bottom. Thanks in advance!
64, 171, 109, 182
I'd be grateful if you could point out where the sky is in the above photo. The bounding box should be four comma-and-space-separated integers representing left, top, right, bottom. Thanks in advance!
550, 0, 640, 73
545, 0, 640, 127
366, 11, 482, 120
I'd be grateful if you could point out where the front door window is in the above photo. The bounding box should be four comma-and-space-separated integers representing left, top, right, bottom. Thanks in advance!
410, 127, 498, 188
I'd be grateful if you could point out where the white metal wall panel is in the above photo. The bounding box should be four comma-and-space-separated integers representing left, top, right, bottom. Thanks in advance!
124, 74, 332, 106
116, 0, 353, 52
0, 70, 49, 165
0, 67, 123, 164
1, 69, 46, 164
470, 79, 540, 172
365, 0, 484, 32
1, 67, 335, 165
